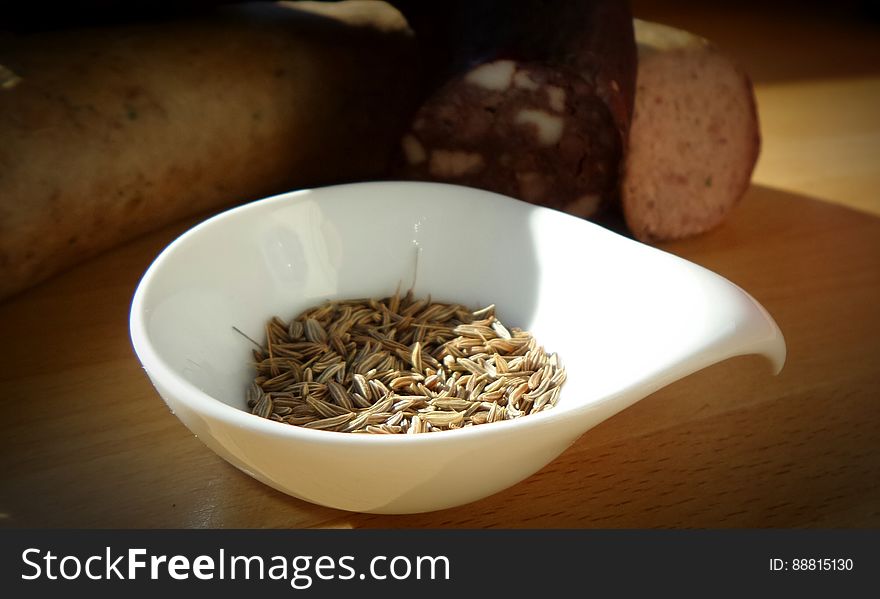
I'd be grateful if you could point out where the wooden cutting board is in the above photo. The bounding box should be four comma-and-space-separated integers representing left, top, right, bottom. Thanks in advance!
1, 183, 877, 528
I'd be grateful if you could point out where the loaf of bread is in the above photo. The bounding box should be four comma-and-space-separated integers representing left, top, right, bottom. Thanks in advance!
0, 1, 416, 300
621, 19, 760, 242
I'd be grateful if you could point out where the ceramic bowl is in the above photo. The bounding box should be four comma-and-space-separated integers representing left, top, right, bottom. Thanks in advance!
129, 181, 785, 514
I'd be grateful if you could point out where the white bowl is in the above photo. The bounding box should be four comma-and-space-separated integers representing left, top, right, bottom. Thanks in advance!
130, 182, 785, 514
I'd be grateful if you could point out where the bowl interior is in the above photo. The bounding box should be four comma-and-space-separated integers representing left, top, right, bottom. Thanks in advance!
133, 182, 759, 419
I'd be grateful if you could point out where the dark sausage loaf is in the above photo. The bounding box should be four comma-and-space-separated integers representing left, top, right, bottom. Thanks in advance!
389, 0, 637, 218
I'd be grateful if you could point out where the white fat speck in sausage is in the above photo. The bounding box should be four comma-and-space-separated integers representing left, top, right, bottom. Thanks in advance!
464, 60, 516, 91
401, 134, 427, 165
429, 150, 485, 177
513, 70, 540, 90
515, 109, 564, 145
546, 85, 566, 112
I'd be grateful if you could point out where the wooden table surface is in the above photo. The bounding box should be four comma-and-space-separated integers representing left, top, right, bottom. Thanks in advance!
1, 3, 879, 528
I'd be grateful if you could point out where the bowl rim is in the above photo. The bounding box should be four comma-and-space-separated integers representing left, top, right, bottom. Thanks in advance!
129, 181, 655, 447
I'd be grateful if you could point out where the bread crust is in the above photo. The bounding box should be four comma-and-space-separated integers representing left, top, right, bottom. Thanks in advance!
0, 2, 416, 300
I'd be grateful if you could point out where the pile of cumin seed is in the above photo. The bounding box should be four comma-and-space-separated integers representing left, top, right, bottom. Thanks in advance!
246, 289, 565, 434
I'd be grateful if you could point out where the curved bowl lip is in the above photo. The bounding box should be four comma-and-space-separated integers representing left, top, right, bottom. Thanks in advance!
128, 180, 680, 449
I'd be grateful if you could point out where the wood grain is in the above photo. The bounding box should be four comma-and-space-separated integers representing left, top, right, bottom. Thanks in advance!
0, 184, 878, 528
1, 2, 879, 528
